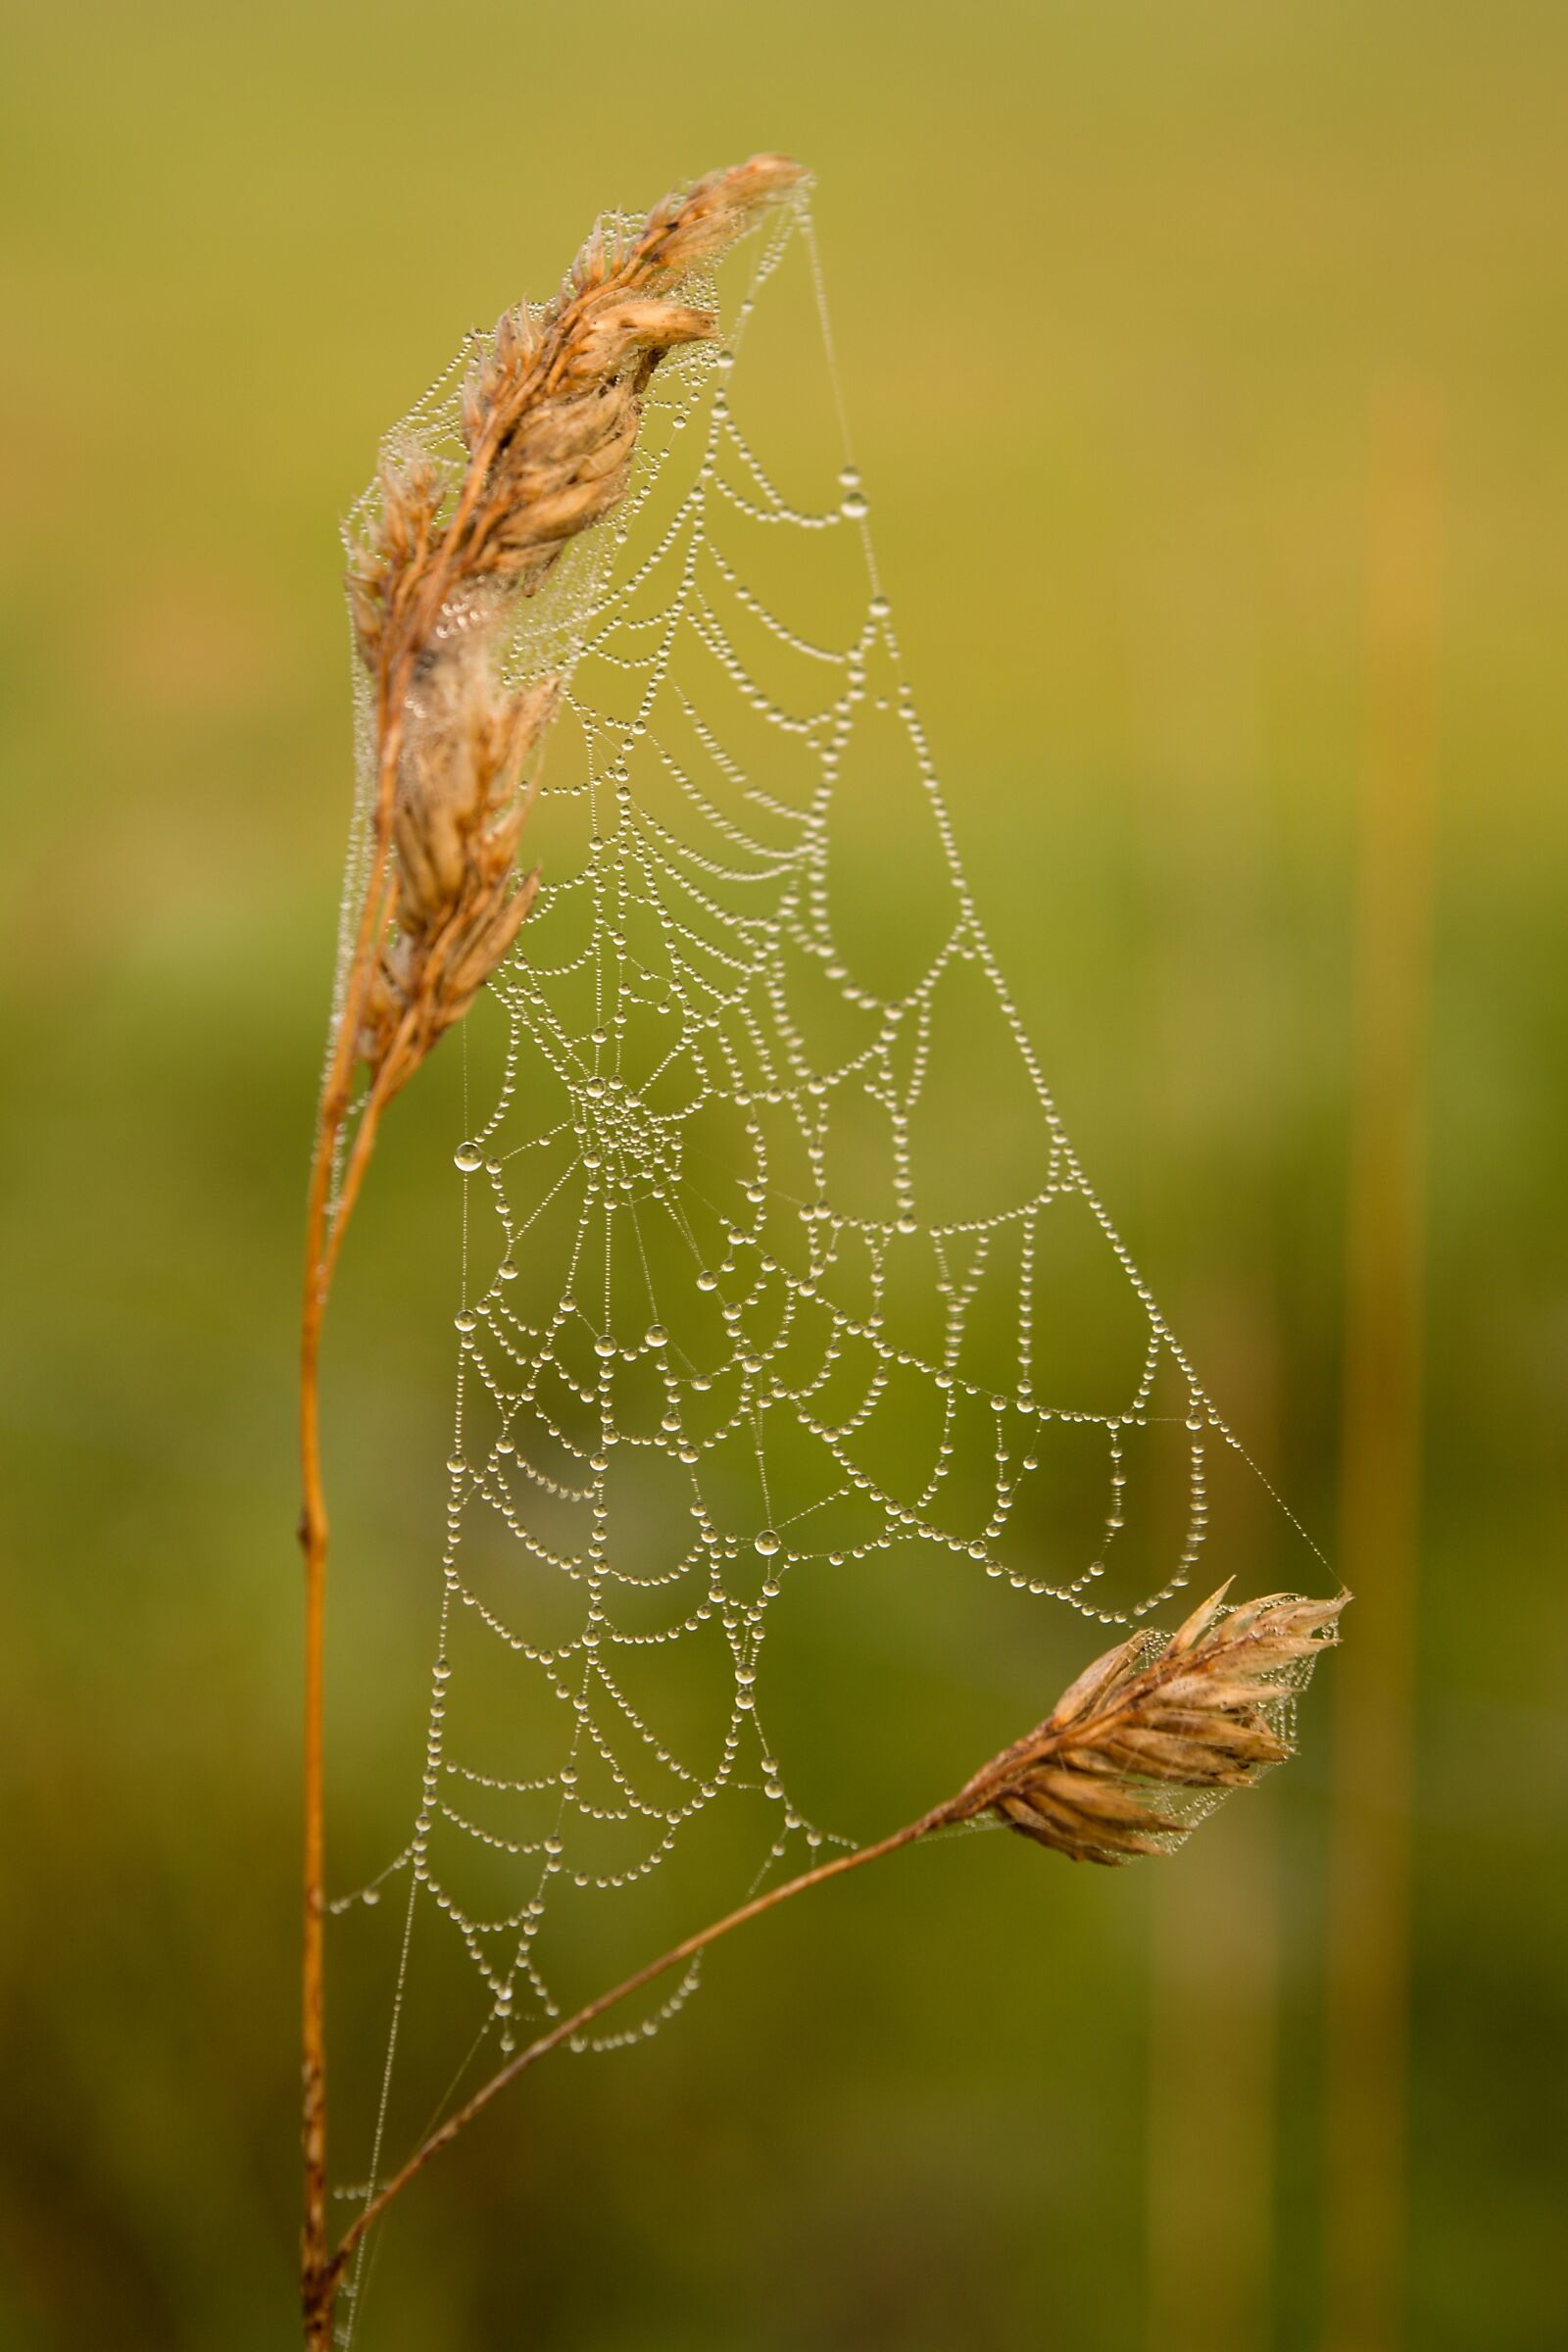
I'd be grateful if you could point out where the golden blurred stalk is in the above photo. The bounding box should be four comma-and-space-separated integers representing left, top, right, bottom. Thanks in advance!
1131, 564, 1285, 2352
1320, 382, 1441, 2352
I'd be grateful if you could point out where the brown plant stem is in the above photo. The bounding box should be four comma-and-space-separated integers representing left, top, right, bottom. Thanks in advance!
323, 1807, 945, 2307
299, 681, 411, 2350
298, 1251, 331, 2349
298, 164, 808, 2342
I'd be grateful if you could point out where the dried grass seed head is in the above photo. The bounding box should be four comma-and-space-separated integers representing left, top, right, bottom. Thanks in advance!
941, 1584, 1348, 1866
345, 156, 805, 1099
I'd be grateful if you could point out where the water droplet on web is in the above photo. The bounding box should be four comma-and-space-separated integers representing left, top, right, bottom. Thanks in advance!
841, 490, 868, 521
644, 1324, 668, 1349
755, 1530, 781, 1557
454, 1309, 477, 1334
498, 1259, 518, 1281
454, 1141, 483, 1172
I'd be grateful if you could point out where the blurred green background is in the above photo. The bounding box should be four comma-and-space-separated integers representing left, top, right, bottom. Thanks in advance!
2, 3, 1564, 2347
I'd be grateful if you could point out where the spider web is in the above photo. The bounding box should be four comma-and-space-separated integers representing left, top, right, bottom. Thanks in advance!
329, 180, 1322, 2332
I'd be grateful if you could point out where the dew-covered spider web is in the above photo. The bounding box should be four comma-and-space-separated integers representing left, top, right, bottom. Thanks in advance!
329, 179, 1324, 2332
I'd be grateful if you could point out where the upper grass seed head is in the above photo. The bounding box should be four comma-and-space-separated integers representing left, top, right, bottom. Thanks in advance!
344, 155, 805, 1100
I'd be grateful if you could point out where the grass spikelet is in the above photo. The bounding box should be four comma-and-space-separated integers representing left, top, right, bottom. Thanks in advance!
342, 153, 804, 1103
939, 1585, 1349, 1865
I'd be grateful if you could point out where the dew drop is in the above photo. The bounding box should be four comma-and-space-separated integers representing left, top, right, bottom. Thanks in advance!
454, 1141, 483, 1172
755, 1529, 781, 1558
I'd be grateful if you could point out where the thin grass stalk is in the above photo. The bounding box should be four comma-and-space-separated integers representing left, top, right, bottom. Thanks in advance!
323, 1810, 939, 2297
296, 156, 808, 2348
313, 1586, 1344, 2329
